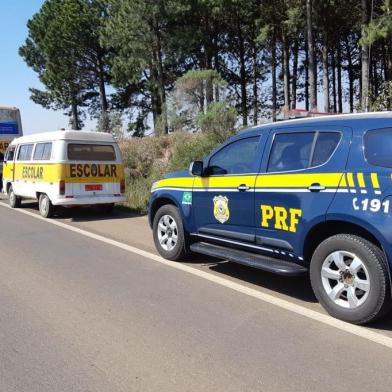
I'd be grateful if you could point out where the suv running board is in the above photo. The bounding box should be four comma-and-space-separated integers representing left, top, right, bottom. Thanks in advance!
190, 242, 308, 277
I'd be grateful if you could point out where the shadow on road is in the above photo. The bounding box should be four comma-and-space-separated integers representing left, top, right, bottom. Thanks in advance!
209, 261, 317, 303
19, 200, 143, 222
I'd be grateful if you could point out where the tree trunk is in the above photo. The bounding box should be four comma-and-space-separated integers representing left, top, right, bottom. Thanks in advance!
97, 52, 108, 115
345, 37, 355, 113
71, 102, 80, 130
322, 44, 329, 113
337, 44, 343, 113
387, 41, 392, 81
291, 40, 299, 109
307, 0, 317, 111
239, 31, 248, 126
282, 33, 290, 118
305, 37, 309, 111
331, 51, 337, 113
214, 41, 220, 102
361, 0, 370, 112
154, 15, 168, 133
272, 33, 277, 122
252, 43, 258, 125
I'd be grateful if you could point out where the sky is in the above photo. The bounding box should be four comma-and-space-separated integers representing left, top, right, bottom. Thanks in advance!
0, 0, 95, 135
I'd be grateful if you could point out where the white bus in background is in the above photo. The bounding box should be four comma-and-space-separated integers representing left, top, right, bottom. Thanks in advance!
0, 106, 23, 185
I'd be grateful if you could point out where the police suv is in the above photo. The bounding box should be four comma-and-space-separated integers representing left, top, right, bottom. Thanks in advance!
149, 112, 392, 324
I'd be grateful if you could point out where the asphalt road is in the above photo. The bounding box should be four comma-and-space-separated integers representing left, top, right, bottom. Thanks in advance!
1, 202, 392, 391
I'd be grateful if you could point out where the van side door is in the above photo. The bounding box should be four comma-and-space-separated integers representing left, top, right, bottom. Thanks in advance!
254, 126, 352, 260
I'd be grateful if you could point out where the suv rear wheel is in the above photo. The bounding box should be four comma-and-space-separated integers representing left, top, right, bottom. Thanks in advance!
310, 234, 391, 324
153, 204, 189, 261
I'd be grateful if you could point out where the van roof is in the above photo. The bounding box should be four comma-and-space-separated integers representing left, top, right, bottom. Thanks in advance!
10, 130, 116, 145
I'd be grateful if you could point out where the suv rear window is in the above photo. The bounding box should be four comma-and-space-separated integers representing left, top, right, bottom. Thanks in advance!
67, 144, 116, 161
365, 128, 392, 168
268, 131, 341, 172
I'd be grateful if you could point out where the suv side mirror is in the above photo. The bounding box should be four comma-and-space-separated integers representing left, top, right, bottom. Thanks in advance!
189, 161, 204, 176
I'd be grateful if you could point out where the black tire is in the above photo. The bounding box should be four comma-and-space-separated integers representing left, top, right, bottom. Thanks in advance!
38, 193, 55, 218
8, 185, 21, 208
310, 234, 391, 324
153, 204, 189, 261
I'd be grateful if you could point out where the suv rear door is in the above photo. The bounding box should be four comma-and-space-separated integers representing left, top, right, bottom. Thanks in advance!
255, 126, 352, 259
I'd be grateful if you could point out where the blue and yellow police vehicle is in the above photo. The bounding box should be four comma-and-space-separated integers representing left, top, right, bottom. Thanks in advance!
149, 112, 392, 324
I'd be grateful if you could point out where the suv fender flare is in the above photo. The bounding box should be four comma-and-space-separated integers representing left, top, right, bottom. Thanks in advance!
149, 191, 192, 232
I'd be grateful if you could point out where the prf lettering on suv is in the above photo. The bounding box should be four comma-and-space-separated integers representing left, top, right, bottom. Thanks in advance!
149, 113, 392, 325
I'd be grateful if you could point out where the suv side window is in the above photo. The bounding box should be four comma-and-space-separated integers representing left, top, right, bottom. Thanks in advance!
268, 131, 341, 172
17, 144, 34, 161
208, 137, 260, 175
268, 133, 314, 172
311, 132, 341, 166
364, 128, 392, 168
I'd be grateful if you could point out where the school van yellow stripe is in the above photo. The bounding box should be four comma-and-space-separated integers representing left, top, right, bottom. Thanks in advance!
4, 163, 124, 184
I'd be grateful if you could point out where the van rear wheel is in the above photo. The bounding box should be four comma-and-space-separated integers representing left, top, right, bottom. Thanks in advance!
39, 193, 55, 218
8, 186, 21, 208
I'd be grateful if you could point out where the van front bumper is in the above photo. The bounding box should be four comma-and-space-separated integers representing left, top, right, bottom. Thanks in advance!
53, 195, 125, 206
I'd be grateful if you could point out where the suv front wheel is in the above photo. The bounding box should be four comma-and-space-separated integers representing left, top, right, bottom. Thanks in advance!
310, 234, 391, 324
153, 204, 189, 261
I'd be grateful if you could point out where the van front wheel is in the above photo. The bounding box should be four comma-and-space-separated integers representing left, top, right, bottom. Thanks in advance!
39, 193, 55, 218
8, 186, 21, 208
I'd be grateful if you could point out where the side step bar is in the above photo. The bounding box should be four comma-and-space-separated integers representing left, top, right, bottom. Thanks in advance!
190, 242, 308, 277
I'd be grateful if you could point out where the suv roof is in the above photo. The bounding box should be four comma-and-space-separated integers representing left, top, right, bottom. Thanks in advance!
242, 111, 392, 135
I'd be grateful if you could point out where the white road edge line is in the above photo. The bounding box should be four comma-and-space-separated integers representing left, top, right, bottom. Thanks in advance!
1, 201, 392, 350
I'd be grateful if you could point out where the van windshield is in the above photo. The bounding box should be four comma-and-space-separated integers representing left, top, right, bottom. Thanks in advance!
67, 143, 116, 161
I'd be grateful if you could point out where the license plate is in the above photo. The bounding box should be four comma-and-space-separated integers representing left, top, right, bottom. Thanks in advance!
85, 184, 103, 191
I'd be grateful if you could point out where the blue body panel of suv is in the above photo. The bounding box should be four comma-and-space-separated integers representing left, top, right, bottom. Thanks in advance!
149, 113, 392, 324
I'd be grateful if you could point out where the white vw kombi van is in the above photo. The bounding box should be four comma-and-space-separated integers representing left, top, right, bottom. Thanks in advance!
2, 131, 126, 218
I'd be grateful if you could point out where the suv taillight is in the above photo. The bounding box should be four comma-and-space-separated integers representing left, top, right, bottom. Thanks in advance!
120, 179, 125, 194
59, 180, 65, 195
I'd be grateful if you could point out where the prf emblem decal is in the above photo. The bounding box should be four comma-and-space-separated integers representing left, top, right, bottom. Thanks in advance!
213, 196, 230, 224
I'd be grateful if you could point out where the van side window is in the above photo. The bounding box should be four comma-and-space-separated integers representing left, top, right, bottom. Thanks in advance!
17, 144, 34, 161
33, 143, 52, 161
5, 146, 15, 161
68, 144, 116, 161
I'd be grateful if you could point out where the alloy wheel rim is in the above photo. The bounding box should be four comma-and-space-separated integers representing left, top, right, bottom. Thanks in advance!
41, 197, 48, 214
321, 251, 370, 309
157, 214, 178, 251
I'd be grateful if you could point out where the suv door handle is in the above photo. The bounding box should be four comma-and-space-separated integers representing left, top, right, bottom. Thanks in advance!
308, 183, 326, 192
237, 184, 250, 192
